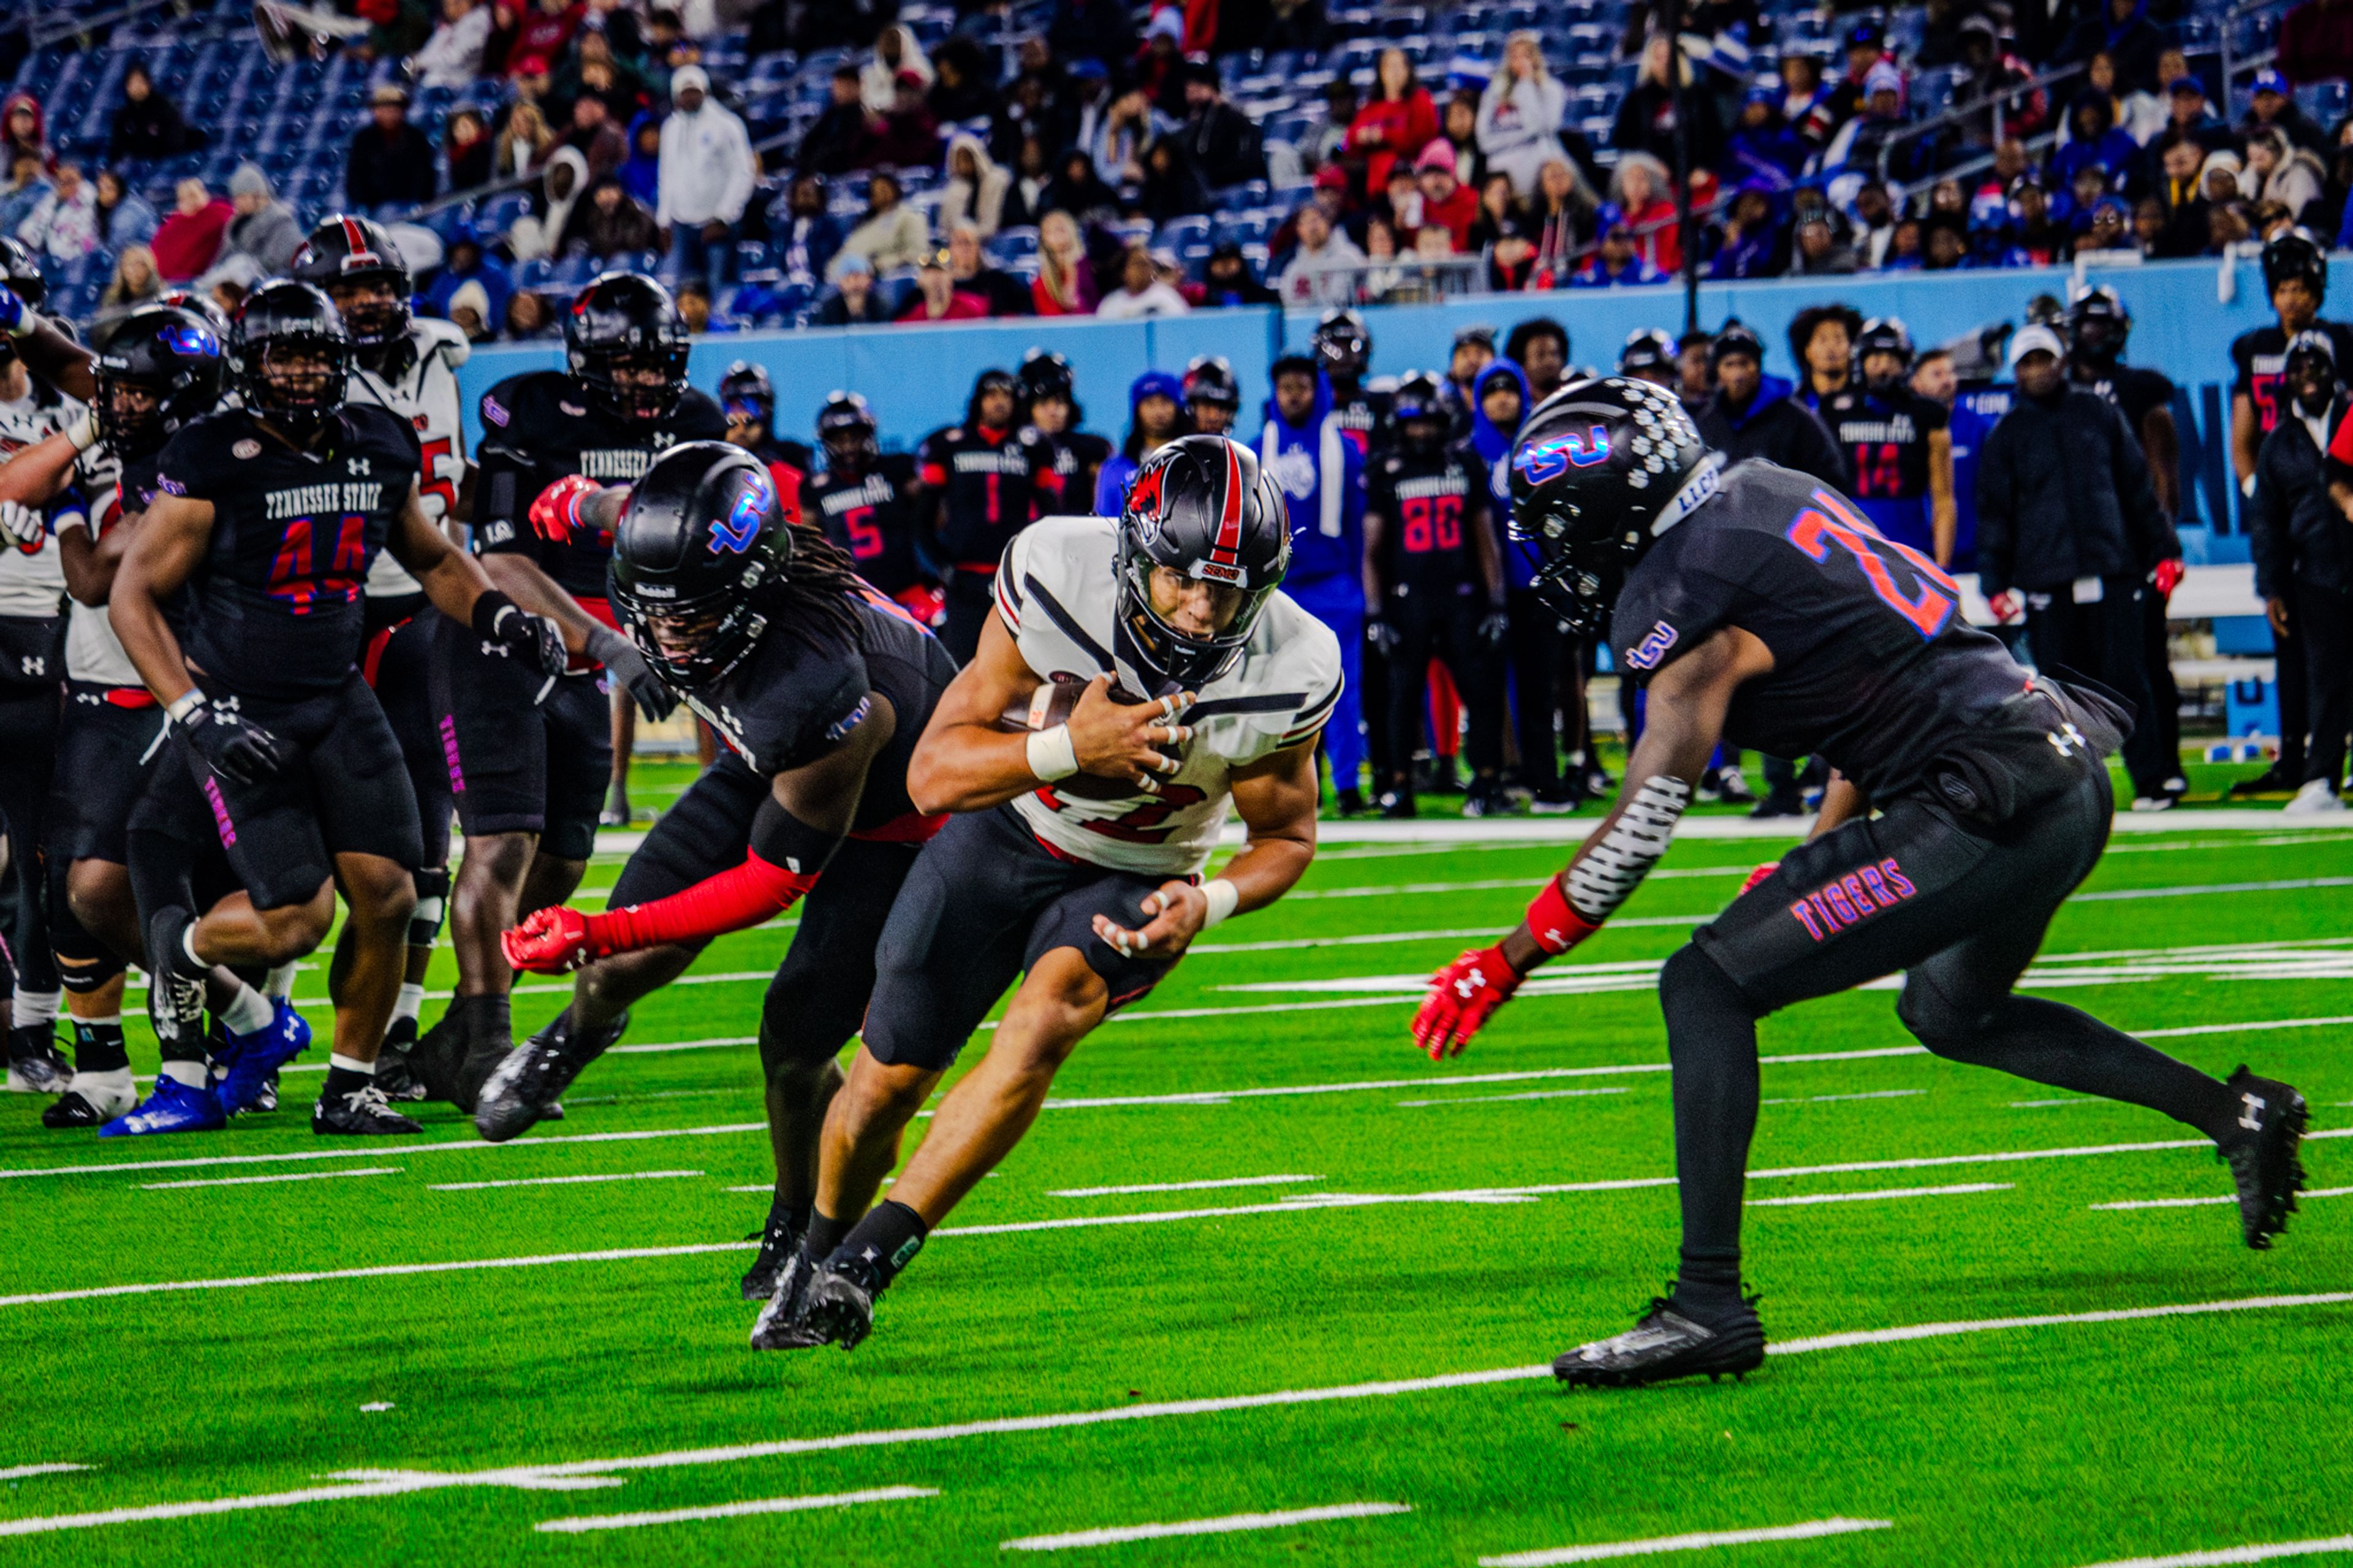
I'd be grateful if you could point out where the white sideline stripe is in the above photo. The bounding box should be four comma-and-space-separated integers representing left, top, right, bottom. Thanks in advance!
1759, 1090, 1925, 1105
0, 1243, 750, 1310
2139, 1014, 2353, 1039
2072, 1532, 2353, 1566
1001, 1501, 1411, 1551
0, 1466, 88, 1481
2075, 875, 2353, 901
1480, 1516, 1893, 1566
2012, 1099, 2094, 1108
142, 1168, 401, 1191
934, 1191, 1539, 1238
1047, 1174, 1323, 1197
610, 1037, 755, 1056
426, 1170, 703, 1192
1763, 1292, 2353, 1355
1397, 1088, 1631, 1107
534, 1485, 936, 1534
1747, 1183, 2011, 1208
0, 1123, 770, 1182
2092, 1185, 2353, 1211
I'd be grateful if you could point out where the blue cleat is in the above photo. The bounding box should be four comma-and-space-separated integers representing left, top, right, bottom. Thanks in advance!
216, 999, 313, 1116
99, 1074, 225, 1137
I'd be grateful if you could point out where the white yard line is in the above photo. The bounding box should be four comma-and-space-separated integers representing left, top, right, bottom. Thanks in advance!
1747, 1183, 2011, 1208
6, 1293, 2345, 1539
1480, 1517, 1894, 1566
1047, 1175, 1323, 1197
0, 1466, 88, 1481
2070, 1532, 2353, 1567
1396, 1088, 1631, 1107
141, 1168, 401, 1191
610, 1037, 756, 1056
0, 1123, 770, 1183
1759, 1091, 1925, 1105
1001, 1501, 1411, 1551
534, 1485, 936, 1534
426, 1170, 704, 1192
2091, 1185, 2353, 1212
2012, 1099, 2095, 1108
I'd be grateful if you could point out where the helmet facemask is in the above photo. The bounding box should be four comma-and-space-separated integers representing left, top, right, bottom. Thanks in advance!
588, 346, 691, 426
243, 333, 349, 440
325, 269, 411, 355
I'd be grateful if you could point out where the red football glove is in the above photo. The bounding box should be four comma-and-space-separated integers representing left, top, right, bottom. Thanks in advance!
1985, 591, 2018, 624
1413, 945, 1523, 1060
502, 905, 602, 974
2153, 558, 2186, 599
1740, 861, 1779, 895
529, 475, 602, 544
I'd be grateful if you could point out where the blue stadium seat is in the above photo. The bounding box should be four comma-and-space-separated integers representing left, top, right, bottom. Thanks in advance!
512, 257, 556, 289
1156, 214, 1213, 251
477, 191, 532, 234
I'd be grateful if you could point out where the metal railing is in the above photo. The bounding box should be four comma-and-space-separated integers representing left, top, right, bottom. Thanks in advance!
1877, 56, 2086, 181
2218, 0, 2297, 121
29, 0, 189, 51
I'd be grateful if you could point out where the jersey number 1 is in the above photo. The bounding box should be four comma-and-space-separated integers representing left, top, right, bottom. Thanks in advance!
1785, 490, 1956, 640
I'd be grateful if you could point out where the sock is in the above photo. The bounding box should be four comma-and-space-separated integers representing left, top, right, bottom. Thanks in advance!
322, 1053, 376, 1101
12, 988, 59, 1031
158, 1059, 209, 1089
828, 1199, 928, 1292
146, 907, 208, 982
220, 983, 275, 1037
263, 961, 298, 999
1672, 1254, 1748, 1317
1659, 944, 1763, 1309
765, 1195, 814, 1242
393, 982, 425, 1025
70, 1015, 129, 1074
804, 1208, 851, 1260
459, 993, 512, 1050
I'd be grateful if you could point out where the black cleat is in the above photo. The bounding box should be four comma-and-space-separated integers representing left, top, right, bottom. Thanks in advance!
313, 1081, 423, 1135
2219, 1065, 2309, 1249
1553, 1290, 1766, 1388
2230, 765, 2301, 797
1377, 789, 1417, 819
6, 1024, 73, 1095
473, 1010, 626, 1143
1748, 789, 1806, 819
741, 1210, 804, 1302
42, 1072, 138, 1127
375, 1017, 427, 1101
404, 1011, 471, 1105
747, 1247, 829, 1350
793, 1261, 876, 1350
450, 1037, 514, 1115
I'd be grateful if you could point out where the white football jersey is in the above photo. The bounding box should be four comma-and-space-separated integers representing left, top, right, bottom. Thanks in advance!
0, 382, 77, 618
56, 445, 140, 686
350, 317, 469, 598
998, 515, 1342, 876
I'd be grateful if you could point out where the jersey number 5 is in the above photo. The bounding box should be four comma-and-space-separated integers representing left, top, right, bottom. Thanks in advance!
419, 436, 459, 521
1784, 490, 1957, 640
839, 502, 885, 561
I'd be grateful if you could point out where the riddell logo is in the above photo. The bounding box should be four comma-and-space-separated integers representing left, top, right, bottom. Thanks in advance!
1788, 857, 1917, 941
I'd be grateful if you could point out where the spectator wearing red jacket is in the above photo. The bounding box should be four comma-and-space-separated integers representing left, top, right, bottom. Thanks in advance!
505, 0, 581, 75
1412, 139, 1480, 251
898, 253, 992, 321
150, 176, 232, 281
1347, 48, 1439, 195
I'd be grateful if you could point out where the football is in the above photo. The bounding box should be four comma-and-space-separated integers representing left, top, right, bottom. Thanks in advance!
996, 673, 1181, 800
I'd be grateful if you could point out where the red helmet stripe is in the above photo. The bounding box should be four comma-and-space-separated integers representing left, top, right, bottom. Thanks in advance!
1211, 441, 1243, 566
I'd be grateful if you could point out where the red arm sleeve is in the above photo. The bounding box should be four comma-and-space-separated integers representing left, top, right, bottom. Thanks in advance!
583, 852, 822, 953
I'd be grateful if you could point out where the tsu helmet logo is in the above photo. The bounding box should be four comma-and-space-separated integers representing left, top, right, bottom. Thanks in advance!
711, 470, 771, 555
1515, 425, 1613, 485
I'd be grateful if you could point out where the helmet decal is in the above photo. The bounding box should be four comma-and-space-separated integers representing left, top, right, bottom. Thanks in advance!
161, 322, 219, 358
1210, 440, 1243, 566
712, 469, 771, 555
1516, 425, 1613, 483
1126, 461, 1166, 523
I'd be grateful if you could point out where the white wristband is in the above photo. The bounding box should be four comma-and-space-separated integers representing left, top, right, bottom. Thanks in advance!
165, 689, 204, 723
1200, 877, 1240, 928
1026, 722, 1078, 782
67, 408, 99, 452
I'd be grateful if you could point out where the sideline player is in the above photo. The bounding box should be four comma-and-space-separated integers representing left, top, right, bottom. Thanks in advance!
1314, 309, 1390, 456
808, 392, 938, 624
920, 368, 1062, 664
1183, 355, 1242, 437
1018, 350, 1108, 517
1414, 379, 2311, 1387
290, 214, 472, 1074
407, 273, 719, 1110
1818, 317, 1955, 566
487, 442, 958, 1302
754, 434, 1338, 1351
110, 281, 569, 1135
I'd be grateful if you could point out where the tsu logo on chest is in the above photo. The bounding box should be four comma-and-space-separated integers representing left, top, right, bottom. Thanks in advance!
1787, 857, 1916, 941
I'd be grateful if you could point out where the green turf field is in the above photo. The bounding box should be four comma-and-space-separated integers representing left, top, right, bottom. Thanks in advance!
1, 769, 2347, 1567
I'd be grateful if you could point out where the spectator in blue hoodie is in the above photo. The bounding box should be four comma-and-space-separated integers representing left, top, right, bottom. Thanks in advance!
1093, 369, 1188, 515
1708, 181, 1786, 278
1689, 320, 1847, 486
1259, 351, 1370, 811
1724, 87, 1808, 185
2052, 92, 2143, 194
423, 225, 512, 329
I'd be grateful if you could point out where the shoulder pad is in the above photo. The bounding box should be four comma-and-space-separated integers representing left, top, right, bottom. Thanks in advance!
414, 317, 471, 369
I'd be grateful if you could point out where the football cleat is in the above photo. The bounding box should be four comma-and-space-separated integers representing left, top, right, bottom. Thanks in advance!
1553, 1290, 1766, 1388
375, 1016, 428, 1101
741, 1208, 804, 1302
99, 1074, 226, 1137
253, 1071, 279, 1113
403, 1010, 469, 1104
747, 1248, 829, 1350
5, 1023, 73, 1094
216, 998, 312, 1115
792, 1260, 877, 1350
1334, 787, 1368, 817
473, 1010, 626, 1144
2219, 1065, 2309, 1249
42, 1070, 139, 1127
1711, 763, 1756, 805
313, 1081, 422, 1135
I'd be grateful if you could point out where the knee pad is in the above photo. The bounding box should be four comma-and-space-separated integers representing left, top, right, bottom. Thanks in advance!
409, 865, 450, 949
1659, 941, 1757, 1030
51, 898, 125, 994
1894, 973, 1985, 1058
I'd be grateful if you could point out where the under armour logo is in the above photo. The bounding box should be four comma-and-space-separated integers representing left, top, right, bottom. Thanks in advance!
18, 655, 40, 675
2047, 722, 2087, 757
2240, 1091, 2267, 1131
1451, 970, 1491, 1001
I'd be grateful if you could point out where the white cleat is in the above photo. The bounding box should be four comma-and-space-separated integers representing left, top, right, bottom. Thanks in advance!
2281, 778, 2346, 815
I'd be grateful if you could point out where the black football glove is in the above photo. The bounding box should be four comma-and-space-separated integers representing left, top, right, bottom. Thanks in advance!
1366, 617, 1401, 657
586, 624, 680, 722
180, 697, 284, 786
1477, 608, 1510, 650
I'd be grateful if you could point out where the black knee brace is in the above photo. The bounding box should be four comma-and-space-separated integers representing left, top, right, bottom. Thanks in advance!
409, 865, 451, 950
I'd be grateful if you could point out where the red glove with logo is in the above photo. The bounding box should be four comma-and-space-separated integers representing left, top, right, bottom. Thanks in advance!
1985, 591, 2019, 624
1414, 945, 1523, 1060
503, 905, 596, 972
529, 475, 602, 544
1741, 862, 1779, 895
2153, 558, 2186, 599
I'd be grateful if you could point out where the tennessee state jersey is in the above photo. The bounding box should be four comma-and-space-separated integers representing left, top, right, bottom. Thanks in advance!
350, 317, 469, 600
2232, 320, 2353, 436
995, 515, 1342, 876
1610, 458, 2026, 801
809, 455, 927, 596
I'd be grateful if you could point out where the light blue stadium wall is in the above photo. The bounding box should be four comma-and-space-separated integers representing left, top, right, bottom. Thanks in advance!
457, 257, 2353, 533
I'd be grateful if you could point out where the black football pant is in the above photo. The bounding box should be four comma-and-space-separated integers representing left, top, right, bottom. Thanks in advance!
0, 677, 59, 997
2295, 580, 2353, 790
942, 569, 996, 667
1359, 620, 1392, 792
2273, 611, 2309, 778
1386, 591, 1502, 784
2140, 585, 2183, 785
1503, 588, 1561, 793
2022, 579, 2168, 797
1659, 769, 2239, 1295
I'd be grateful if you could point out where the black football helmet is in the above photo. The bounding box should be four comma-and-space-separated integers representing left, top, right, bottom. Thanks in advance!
719, 360, 776, 434
1183, 355, 1240, 413
92, 305, 227, 457
1855, 316, 1914, 387
2262, 229, 2328, 305
968, 366, 1019, 428
817, 390, 878, 477
155, 289, 232, 338
2065, 287, 2131, 369
1391, 370, 1449, 453
232, 279, 350, 440
1312, 308, 1370, 381
0, 236, 45, 309
289, 214, 412, 350
1618, 328, 1676, 379
565, 272, 690, 425
608, 441, 790, 689
1510, 378, 1718, 638
1707, 320, 1766, 369
1115, 434, 1290, 694
1018, 348, 1075, 407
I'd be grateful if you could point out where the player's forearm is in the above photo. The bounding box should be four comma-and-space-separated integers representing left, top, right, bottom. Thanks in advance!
58, 517, 128, 605
1809, 773, 1868, 839
1931, 499, 1955, 569
906, 721, 1049, 814
2231, 399, 2259, 483
1216, 833, 1314, 915
479, 552, 596, 653
0, 429, 81, 507
107, 574, 195, 705
414, 545, 500, 629
17, 319, 94, 403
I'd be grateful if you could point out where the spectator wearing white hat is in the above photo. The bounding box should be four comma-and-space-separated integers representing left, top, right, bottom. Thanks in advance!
656, 64, 755, 300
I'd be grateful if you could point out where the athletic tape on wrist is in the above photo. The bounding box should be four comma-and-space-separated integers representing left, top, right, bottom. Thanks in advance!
1563, 774, 1691, 924
1026, 723, 1078, 782
1200, 877, 1239, 929
165, 689, 203, 723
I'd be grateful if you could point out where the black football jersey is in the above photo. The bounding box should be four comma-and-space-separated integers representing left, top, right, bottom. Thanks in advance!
681, 588, 958, 834
2079, 363, 2175, 443
917, 422, 1061, 568
2231, 321, 2353, 435
1332, 387, 1392, 458
1368, 442, 1489, 594
1822, 386, 1947, 502
1034, 428, 1112, 517
473, 371, 729, 602
1610, 458, 2027, 800
154, 405, 422, 700
810, 455, 928, 596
